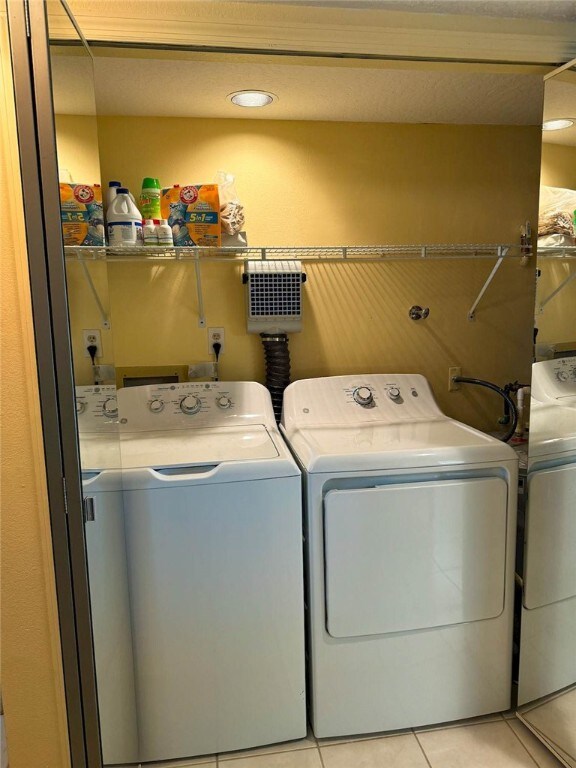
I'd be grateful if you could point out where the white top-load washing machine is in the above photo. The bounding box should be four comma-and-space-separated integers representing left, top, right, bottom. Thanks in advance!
281, 374, 518, 737
76, 385, 139, 766
518, 359, 576, 705
100, 381, 305, 764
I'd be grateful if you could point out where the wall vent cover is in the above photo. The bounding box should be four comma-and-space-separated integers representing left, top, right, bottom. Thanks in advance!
244, 260, 304, 333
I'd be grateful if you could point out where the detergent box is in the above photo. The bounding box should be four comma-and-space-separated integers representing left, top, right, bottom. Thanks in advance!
160, 184, 221, 247
59, 183, 105, 247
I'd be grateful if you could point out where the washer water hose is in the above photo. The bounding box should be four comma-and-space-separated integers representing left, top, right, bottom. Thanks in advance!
261, 333, 291, 423
453, 376, 518, 443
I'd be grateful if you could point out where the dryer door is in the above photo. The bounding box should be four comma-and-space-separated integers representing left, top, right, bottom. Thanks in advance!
324, 477, 508, 638
524, 462, 576, 609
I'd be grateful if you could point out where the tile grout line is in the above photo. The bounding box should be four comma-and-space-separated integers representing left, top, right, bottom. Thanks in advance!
502, 716, 543, 767
412, 728, 434, 768
219, 745, 318, 763
213, 714, 515, 764
412, 715, 507, 737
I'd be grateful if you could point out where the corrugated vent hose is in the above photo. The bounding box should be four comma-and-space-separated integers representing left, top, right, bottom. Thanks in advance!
261, 333, 291, 423
453, 376, 518, 443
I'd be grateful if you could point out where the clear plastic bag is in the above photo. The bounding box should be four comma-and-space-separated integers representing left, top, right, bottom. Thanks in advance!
215, 170, 245, 235
538, 185, 576, 239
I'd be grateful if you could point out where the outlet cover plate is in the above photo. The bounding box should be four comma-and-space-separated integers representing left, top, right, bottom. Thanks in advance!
83, 329, 102, 357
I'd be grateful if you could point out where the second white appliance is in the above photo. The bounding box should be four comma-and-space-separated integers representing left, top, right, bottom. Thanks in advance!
518, 359, 576, 705
81, 382, 306, 764
281, 374, 518, 737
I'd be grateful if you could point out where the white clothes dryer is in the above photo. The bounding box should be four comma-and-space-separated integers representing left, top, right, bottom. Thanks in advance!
281, 374, 518, 737
76, 385, 139, 766
518, 359, 576, 705
109, 381, 306, 763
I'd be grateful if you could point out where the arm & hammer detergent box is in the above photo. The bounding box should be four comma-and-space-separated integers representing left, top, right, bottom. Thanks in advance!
160, 184, 221, 247
59, 183, 105, 246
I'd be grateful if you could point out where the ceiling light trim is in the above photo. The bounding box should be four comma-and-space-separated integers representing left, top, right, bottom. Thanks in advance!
229, 90, 277, 107
542, 118, 575, 131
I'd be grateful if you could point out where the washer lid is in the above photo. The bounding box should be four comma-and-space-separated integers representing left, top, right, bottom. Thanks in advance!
119, 424, 279, 469
528, 402, 576, 460
79, 433, 123, 472
284, 419, 516, 473
79, 425, 280, 471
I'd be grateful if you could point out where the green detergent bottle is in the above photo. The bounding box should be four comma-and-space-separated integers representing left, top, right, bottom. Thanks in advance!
139, 177, 162, 220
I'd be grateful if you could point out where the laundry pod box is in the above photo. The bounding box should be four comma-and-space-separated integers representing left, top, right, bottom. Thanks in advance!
160, 184, 221, 247
59, 183, 105, 246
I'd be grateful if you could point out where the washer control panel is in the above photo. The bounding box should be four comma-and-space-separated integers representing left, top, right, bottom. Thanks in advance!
75, 385, 119, 433
283, 374, 445, 430
531, 358, 576, 403
116, 381, 276, 430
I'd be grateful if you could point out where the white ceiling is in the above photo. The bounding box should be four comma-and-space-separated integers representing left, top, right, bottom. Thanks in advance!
49, 0, 576, 142
543, 71, 576, 147
50, 53, 545, 126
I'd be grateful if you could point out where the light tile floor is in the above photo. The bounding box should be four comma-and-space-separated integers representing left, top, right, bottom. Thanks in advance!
144, 712, 566, 768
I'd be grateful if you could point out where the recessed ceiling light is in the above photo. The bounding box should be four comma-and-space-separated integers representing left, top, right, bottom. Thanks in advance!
229, 90, 276, 108
542, 118, 574, 131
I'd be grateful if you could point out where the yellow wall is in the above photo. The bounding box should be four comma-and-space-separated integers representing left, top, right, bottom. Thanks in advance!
61, 115, 539, 432
1, 6, 70, 768
537, 142, 576, 349
55, 113, 101, 185
540, 142, 576, 189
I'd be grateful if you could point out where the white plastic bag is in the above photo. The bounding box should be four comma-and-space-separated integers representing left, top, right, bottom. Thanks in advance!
215, 170, 245, 235
538, 185, 576, 239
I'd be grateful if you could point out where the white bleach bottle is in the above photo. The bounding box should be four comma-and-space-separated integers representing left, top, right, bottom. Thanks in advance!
107, 187, 143, 246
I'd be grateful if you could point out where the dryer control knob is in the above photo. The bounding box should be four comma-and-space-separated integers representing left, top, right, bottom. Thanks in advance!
76, 400, 86, 415
149, 399, 164, 413
216, 395, 232, 409
556, 370, 569, 382
353, 386, 374, 406
102, 397, 118, 418
388, 387, 401, 400
180, 394, 202, 415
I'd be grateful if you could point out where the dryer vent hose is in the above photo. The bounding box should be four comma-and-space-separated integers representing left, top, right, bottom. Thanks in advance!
261, 333, 291, 422
453, 376, 518, 443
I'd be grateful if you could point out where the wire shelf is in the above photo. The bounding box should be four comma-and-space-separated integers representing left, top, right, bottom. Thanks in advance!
537, 245, 576, 259
64, 243, 529, 328
65, 243, 528, 263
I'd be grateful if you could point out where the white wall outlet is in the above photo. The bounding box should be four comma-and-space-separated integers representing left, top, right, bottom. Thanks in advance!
208, 327, 225, 356
448, 366, 462, 391
83, 329, 102, 358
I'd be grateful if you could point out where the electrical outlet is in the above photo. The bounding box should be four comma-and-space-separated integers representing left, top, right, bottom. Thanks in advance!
208, 327, 225, 356
448, 366, 462, 391
83, 329, 102, 358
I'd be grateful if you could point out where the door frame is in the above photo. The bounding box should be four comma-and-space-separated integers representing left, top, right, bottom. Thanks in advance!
7, 1, 101, 765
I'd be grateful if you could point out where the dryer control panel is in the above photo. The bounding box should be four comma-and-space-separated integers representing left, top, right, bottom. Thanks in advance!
76, 385, 119, 433
116, 381, 277, 431
531, 358, 576, 403
282, 374, 445, 430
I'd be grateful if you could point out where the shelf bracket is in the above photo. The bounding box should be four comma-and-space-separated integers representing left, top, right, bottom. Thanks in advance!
194, 257, 206, 328
80, 261, 110, 330
467, 247, 508, 321
538, 268, 576, 313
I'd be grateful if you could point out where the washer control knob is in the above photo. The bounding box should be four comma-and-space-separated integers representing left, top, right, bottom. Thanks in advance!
102, 397, 118, 418
149, 399, 164, 413
76, 400, 86, 415
388, 387, 401, 400
353, 386, 374, 406
556, 370, 569, 382
180, 394, 202, 415
216, 395, 232, 409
